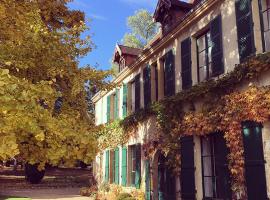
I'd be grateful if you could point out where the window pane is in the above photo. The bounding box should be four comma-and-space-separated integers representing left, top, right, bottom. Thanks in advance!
199, 51, 206, 67
207, 32, 212, 47
197, 35, 206, 52
204, 177, 214, 198
263, 12, 269, 31
199, 66, 208, 82
265, 30, 270, 51
202, 137, 211, 156
203, 157, 213, 176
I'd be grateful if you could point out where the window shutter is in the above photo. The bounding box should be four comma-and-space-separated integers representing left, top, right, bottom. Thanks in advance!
164, 50, 175, 97
135, 144, 141, 189
106, 95, 111, 123
121, 146, 127, 186
114, 147, 119, 184
180, 136, 196, 199
105, 150, 109, 182
213, 133, 232, 199
114, 90, 119, 119
235, 0, 255, 62
210, 15, 224, 76
135, 74, 141, 111
181, 38, 192, 89
143, 66, 151, 107
122, 84, 127, 118
145, 159, 151, 200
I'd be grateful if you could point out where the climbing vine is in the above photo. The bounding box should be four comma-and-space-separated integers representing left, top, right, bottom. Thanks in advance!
97, 52, 270, 199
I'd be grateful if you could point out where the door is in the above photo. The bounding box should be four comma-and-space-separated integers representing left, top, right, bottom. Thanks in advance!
158, 154, 175, 200
242, 121, 267, 200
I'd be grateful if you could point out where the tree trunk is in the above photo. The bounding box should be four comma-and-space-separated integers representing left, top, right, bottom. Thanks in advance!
25, 163, 45, 184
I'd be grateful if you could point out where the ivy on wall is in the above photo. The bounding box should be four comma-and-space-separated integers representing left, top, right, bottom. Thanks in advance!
97, 52, 270, 199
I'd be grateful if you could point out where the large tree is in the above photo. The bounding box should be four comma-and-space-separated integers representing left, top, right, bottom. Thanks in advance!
122, 9, 158, 48
0, 0, 112, 170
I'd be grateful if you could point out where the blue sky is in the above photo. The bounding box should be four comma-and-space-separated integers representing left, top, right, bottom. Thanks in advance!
68, 0, 159, 70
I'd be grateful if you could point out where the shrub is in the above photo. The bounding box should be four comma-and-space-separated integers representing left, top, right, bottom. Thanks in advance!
123, 197, 136, 200
99, 182, 110, 192
116, 193, 132, 200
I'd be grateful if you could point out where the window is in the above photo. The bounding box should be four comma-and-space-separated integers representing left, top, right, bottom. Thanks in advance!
164, 50, 175, 97
260, 0, 270, 51
128, 144, 141, 188
143, 66, 151, 107
201, 133, 231, 199
235, 0, 255, 61
197, 15, 224, 82
197, 31, 213, 82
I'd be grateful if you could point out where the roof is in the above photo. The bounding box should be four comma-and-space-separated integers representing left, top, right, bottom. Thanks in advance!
116, 45, 142, 56
154, 0, 193, 21
113, 44, 142, 63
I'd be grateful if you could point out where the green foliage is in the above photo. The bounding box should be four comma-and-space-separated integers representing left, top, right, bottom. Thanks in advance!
123, 33, 144, 49
116, 193, 132, 200
122, 9, 158, 48
99, 181, 110, 192
0, 0, 113, 168
122, 197, 136, 200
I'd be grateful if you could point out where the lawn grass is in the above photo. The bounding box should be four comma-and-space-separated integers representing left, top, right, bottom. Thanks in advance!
0, 196, 30, 200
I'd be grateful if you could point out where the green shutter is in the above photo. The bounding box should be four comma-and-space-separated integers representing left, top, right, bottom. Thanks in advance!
114, 147, 119, 184
114, 90, 119, 119
122, 84, 127, 118
181, 38, 192, 90
107, 95, 111, 123
121, 146, 127, 186
135, 144, 141, 189
210, 15, 224, 76
105, 150, 109, 182
145, 159, 151, 200
235, 0, 255, 62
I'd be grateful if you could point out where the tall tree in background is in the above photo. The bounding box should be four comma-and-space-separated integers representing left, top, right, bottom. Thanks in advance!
123, 9, 158, 49
0, 0, 112, 175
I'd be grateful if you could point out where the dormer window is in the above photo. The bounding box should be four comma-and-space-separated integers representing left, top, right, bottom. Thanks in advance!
154, 0, 193, 35
113, 44, 142, 73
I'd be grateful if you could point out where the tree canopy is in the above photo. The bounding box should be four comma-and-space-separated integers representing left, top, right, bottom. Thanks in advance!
122, 9, 158, 49
0, 0, 112, 168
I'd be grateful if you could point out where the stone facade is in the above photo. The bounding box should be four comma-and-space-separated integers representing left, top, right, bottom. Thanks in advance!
92, 0, 270, 199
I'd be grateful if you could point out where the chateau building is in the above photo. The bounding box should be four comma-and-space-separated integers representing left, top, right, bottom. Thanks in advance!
92, 0, 270, 199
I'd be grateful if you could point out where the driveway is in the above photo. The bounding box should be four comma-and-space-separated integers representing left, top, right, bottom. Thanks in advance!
0, 188, 92, 200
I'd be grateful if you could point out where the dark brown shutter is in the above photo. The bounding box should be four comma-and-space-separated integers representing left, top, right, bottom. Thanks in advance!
135, 74, 141, 111
181, 38, 192, 90
210, 15, 224, 76
214, 133, 232, 199
180, 136, 196, 200
164, 50, 175, 97
143, 66, 151, 107
235, 0, 255, 62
